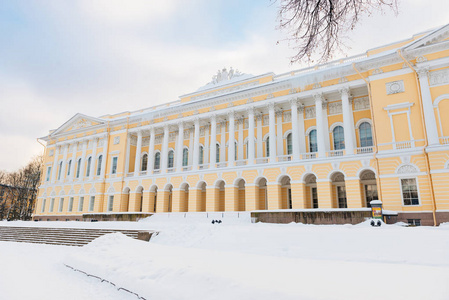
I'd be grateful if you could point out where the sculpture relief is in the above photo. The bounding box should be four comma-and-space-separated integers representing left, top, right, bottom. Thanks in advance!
429, 69, 449, 86
305, 107, 316, 119
328, 102, 342, 115
113, 136, 120, 145
386, 80, 405, 95
354, 97, 370, 111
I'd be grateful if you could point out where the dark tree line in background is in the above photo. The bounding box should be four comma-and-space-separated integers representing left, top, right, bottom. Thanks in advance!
0, 155, 43, 221
276, 0, 399, 64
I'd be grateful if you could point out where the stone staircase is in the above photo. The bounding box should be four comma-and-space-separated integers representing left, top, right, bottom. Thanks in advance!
0, 226, 157, 247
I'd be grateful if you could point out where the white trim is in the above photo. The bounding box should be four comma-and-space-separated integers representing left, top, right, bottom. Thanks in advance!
433, 94, 449, 107
328, 170, 347, 180
356, 167, 377, 178
395, 163, 420, 174
399, 177, 421, 207
383, 102, 414, 111
329, 122, 344, 133
233, 178, 246, 186
305, 126, 317, 136
355, 118, 372, 129
283, 130, 292, 139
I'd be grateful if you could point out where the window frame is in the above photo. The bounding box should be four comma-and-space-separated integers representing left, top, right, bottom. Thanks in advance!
333, 126, 345, 150
359, 122, 373, 148
111, 156, 118, 174
400, 177, 420, 206
96, 155, 103, 176
309, 129, 318, 153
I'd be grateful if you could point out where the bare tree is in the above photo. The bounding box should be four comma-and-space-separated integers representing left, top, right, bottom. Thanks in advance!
0, 155, 43, 220
276, 0, 399, 64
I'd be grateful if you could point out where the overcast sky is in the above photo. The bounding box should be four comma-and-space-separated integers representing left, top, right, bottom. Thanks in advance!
0, 0, 447, 172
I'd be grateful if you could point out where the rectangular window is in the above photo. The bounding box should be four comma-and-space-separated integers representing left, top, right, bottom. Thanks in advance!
407, 219, 421, 226
108, 195, 114, 212
337, 186, 347, 208
68, 197, 74, 212
49, 198, 55, 212
89, 196, 95, 211
111, 157, 118, 174
41, 199, 47, 213
311, 187, 318, 208
46, 167, 51, 182
78, 196, 84, 212
58, 198, 64, 212
401, 178, 419, 205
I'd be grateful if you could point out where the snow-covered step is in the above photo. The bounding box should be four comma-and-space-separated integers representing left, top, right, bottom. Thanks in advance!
0, 226, 157, 247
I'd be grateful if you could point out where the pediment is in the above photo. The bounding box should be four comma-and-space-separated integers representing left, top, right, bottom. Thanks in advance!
50, 113, 106, 136
404, 24, 449, 51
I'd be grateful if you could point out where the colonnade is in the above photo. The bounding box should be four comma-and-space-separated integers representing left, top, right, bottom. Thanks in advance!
50, 135, 107, 184
126, 89, 361, 176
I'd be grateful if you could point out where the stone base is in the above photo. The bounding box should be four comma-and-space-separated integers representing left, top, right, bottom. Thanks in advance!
33, 213, 154, 222
83, 213, 153, 222
385, 211, 449, 226
251, 210, 372, 225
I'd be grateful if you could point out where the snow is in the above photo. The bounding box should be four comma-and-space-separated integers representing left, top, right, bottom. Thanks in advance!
1, 215, 449, 300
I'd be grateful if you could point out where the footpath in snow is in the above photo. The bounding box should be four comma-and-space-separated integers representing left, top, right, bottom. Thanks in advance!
1, 213, 449, 300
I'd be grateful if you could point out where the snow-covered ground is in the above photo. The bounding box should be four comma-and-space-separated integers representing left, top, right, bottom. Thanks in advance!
1, 214, 449, 300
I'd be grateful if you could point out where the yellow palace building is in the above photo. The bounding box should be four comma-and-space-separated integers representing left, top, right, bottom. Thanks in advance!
34, 25, 449, 226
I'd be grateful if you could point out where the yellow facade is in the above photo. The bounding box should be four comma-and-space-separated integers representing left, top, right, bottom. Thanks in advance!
35, 25, 449, 225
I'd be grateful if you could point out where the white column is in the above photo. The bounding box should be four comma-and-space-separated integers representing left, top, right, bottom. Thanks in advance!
161, 125, 169, 173
298, 104, 306, 153
78, 140, 88, 180
51, 145, 60, 183
276, 109, 283, 156
228, 112, 235, 166
290, 98, 300, 160
417, 67, 440, 145
134, 131, 143, 175
268, 103, 277, 163
204, 125, 210, 164
70, 142, 78, 180
60, 144, 69, 181
256, 113, 263, 158
340, 87, 356, 155
147, 127, 155, 172
238, 117, 244, 161
247, 107, 255, 165
124, 134, 131, 175
210, 114, 217, 168
220, 121, 226, 163
100, 138, 107, 179
314, 93, 328, 158
192, 117, 200, 169
89, 138, 98, 180
176, 122, 184, 171
188, 126, 194, 165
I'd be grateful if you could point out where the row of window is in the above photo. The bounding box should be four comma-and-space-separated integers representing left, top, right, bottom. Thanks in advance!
40, 195, 115, 213
138, 122, 373, 171
47, 155, 104, 182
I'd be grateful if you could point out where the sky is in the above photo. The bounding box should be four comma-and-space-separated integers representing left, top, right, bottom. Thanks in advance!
0, 0, 448, 172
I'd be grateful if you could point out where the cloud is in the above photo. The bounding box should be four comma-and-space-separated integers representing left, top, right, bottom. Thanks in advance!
78, 0, 178, 25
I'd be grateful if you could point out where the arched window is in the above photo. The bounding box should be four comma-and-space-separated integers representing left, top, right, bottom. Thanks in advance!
76, 158, 81, 178
333, 126, 345, 150
309, 130, 318, 152
154, 152, 161, 170
286, 133, 293, 155
141, 154, 148, 171
359, 122, 373, 147
216, 143, 220, 163
86, 157, 91, 177
235, 142, 238, 160
67, 160, 72, 176
182, 148, 189, 167
96, 155, 102, 176
199, 146, 204, 165
168, 150, 174, 168
57, 161, 63, 180
266, 137, 270, 157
